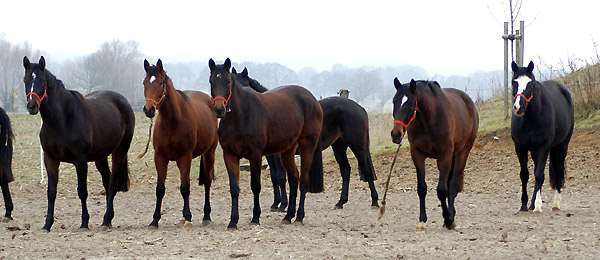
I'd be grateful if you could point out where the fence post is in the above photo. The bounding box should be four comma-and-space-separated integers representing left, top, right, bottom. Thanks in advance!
338, 89, 349, 99
519, 20, 525, 67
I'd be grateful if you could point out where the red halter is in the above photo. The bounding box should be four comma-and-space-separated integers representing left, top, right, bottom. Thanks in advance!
212, 80, 232, 106
146, 81, 167, 110
394, 99, 418, 129
26, 80, 48, 106
513, 92, 533, 110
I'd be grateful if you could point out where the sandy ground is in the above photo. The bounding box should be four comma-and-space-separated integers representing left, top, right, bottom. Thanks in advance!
1, 128, 600, 259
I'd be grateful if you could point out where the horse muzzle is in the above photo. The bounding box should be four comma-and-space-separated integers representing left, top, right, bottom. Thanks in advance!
213, 99, 226, 118
27, 100, 39, 115
390, 125, 405, 145
143, 105, 156, 118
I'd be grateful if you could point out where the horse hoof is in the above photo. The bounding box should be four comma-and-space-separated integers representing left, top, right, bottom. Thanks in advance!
2, 216, 13, 223
416, 222, 426, 230
277, 207, 287, 213
334, 205, 343, 210
281, 219, 292, 225
551, 206, 560, 211
148, 224, 158, 230
533, 208, 543, 213
371, 205, 380, 209
445, 222, 456, 230
99, 225, 111, 231
201, 220, 212, 226
226, 225, 238, 231
270, 207, 279, 212
78, 227, 90, 232
293, 220, 304, 226
184, 221, 193, 228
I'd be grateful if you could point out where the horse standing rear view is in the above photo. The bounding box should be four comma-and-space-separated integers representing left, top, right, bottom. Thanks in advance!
0, 107, 14, 222
391, 79, 479, 230
510, 61, 574, 212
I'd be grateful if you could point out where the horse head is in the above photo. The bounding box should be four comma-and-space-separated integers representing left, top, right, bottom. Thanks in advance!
208, 58, 233, 118
142, 59, 168, 118
391, 78, 419, 144
511, 61, 536, 117
23, 56, 50, 115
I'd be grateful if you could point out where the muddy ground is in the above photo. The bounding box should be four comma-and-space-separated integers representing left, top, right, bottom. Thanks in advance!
1, 127, 600, 259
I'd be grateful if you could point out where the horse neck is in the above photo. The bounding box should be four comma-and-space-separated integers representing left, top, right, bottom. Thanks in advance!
156, 79, 185, 124
414, 90, 444, 126
223, 80, 259, 123
39, 78, 72, 128
522, 82, 546, 119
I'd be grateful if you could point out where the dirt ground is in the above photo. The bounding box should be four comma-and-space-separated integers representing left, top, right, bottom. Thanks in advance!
1, 128, 600, 259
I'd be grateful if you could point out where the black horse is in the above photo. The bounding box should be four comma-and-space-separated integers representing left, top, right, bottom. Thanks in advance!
511, 61, 574, 212
23, 56, 135, 231
233, 67, 378, 209
0, 107, 14, 222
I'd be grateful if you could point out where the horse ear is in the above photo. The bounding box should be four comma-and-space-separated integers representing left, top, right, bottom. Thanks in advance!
409, 79, 417, 93
39, 56, 46, 71
511, 61, 518, 73
143, 59, 150, 72
527, 61, 534, 73
156, 59, 163, 72
224, 58, 231, 71
393, 77, 402, 90
242, 67, 248, 77
208, 59, 216, 71
232, 67, 237, 74
23, 56, 30, 70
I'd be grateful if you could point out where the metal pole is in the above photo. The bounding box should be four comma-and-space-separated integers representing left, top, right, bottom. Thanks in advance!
515, 29, 522, 67
503, 22, 509, 119
519, 20, 525, 66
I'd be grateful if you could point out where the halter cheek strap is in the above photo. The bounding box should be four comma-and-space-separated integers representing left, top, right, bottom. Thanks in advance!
394, 99, 419, 129
26, 80, 48, 105
146, 81, 167, 110
212, 81, 232, 112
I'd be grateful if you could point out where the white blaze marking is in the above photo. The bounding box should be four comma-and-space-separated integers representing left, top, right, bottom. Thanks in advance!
513, 75, 532, 110
400, 96, 408, 107
552, 190, 562, 210
216, 73, 222, 78
533, 190, 543, 212
150, 76, 156, 83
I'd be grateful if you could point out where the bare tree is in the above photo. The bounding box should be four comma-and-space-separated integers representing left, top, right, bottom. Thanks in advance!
0, 35, 41, 112
346, 68, 381, 104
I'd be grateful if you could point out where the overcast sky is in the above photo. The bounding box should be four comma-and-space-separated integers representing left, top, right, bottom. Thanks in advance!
2, 0, 598, 76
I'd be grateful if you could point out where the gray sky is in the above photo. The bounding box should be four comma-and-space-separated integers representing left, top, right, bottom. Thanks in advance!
2, 0, 598, 75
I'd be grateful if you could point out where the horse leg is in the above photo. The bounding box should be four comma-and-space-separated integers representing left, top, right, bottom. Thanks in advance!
1, 181, 13, 221
530, 148, 550, 212
436, 153, 454, 229
549, 142, 568, 211
95, 159, 114, 228
411, 151, 428, 230
200, 149, 216, 225
150, 156, 168, 228
349, 142, 379, 208
249, 155, 263, 225
280, 149, 298, 224
223, 152, 241, 230
266, 154, 282, 211
296, 135, 320, 224
176, 154, 193, 225
74, 160, 90, 229
42, 156, 60, 231
515, 144, 530, 211
274, 154, 288, 212
331, 140, 350, 209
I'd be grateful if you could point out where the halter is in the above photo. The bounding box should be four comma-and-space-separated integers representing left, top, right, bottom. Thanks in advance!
394, 99, 418, 129
513, 91, 533, 111
146, 80, 167, 110
26, 80, 48, 106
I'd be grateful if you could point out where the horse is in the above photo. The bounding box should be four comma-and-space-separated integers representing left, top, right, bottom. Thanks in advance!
142, 59, 218, 228
209, 58, 324, 229
510, 61, 574, 213
391, 79, 478, 230
0, 107, 14, 222
233, 67, 379, 209
23, 56, 135, 231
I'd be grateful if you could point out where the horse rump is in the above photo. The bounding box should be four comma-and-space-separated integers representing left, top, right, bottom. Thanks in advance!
0, 108, 13, 183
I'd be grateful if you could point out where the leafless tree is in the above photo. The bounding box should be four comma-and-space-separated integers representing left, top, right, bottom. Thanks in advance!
346, 68, 381, 104
0, 35, 41, 112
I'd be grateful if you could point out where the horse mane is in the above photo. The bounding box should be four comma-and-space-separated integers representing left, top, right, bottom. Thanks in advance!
247, 77, 268, 93
165, 77, 189, 101
416, 80, 443, 97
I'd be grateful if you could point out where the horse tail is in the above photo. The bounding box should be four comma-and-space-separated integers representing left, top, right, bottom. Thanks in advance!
0, 108, 14, 184
114, 96, 135, 192
198, 156, 213, 185
308, 140, 324, 193
360, 135, 377, 182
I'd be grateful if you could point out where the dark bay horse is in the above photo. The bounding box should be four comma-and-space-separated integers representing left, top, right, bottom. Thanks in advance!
209, 58, 324, 229
143, 59, 218, 228
511, 61, 574, 212
391, 79, 478, 230
0, 107, 14, 222
233, 67, 379, 209
23, 56, 135, 231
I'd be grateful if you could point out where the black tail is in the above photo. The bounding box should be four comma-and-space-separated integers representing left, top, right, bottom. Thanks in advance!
308, 141, 324, 193
0, 108, 13, 184
198, 156, 214, 185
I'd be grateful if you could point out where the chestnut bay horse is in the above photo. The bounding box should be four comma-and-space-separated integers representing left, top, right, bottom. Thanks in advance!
391, 79, 478, 230
143, 59, 218, 228
511, 61, 574, 212
209, 58, 324, 229
0, 107, 14, 222
233, 67, 379, 209
23, 56, 135, 231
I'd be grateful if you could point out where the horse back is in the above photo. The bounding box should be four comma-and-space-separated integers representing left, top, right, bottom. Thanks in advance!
541, 81, 574, 144
319, 97, 369, 149
442, 88, 479, 151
